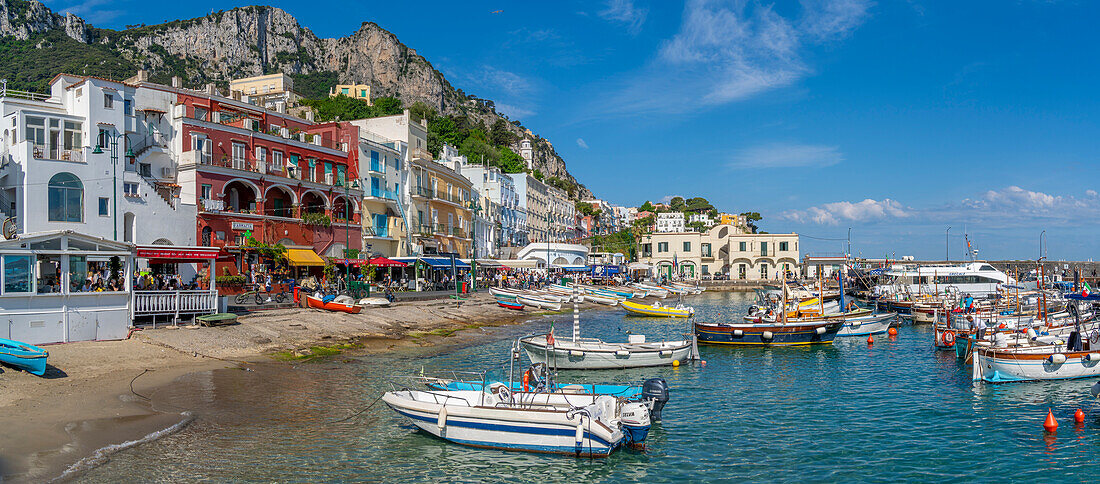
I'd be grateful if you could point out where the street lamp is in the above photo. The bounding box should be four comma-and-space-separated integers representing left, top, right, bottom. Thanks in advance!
1039, 230, 1046, 261
945, 226, 951, 262
469, 197, 482, 293
337, 176, 360, 295
92, 132, 134, 241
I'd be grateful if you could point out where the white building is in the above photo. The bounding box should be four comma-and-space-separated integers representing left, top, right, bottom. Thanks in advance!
638, 228, 800, 281
455, 154, 525, 249
514, 174, 548, 243
0, 74, 197, 248
358, 129, 406, 257
547, 185, 574, 242
655, 212, 685, 233
515, 241, 588, 267
688, 213, 714, 227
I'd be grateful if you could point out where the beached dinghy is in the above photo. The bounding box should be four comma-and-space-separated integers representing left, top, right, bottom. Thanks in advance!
497, 298, 525, 310
306, 295, 362, 314
521, 333, 694, 370
583, 293, 623, 306
0, 338, 48, 376
382, 385, 651, 456
621, 300, 694, 318
488, 287, 524, 300
516, 294, 563, 311
630, 283, 669, 298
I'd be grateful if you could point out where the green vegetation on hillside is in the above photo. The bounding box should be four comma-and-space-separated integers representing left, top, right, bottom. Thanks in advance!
288, 72, 338, 98
418, 104, 526, 174
588, 230, 636, 260
0, 31, 136, 92
299, 95, 403, 122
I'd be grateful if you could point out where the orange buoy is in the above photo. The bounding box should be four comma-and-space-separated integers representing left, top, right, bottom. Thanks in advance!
867, 334, 874, 345
1075, 408, 1085, 424
888, 327, 898, 337
1044, 408, 1059, 432
701, 360, 707, 367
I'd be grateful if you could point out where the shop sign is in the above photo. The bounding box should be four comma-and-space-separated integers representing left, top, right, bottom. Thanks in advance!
231, 221, 254, 231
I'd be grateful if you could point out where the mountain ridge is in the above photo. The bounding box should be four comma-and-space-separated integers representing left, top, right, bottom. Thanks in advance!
0, 0, 590, 198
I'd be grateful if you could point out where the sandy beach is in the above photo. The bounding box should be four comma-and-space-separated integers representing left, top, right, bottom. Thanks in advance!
0, 293, 592, 482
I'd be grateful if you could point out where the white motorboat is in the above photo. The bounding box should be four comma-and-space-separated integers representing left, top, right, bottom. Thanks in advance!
521, 333, 694, 369
382, 385, 651, 456
972, 302, 1100, 382
872, 262, 1015, 299
836, 313, 897, 336
517, 294, 563, 311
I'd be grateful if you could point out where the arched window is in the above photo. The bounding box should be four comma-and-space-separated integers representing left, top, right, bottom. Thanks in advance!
48, 172, 83, 222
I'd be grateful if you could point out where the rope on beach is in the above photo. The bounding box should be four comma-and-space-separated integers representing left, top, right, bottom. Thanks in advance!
130, 369, 153, 400
329, 392, 386, 423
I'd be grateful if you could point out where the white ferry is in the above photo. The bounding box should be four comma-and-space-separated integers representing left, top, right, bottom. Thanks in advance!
871, 262, 1014, 298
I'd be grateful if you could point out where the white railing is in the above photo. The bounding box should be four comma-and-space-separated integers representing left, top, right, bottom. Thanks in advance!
134, 290, 218, 316
201, 198, 225, 212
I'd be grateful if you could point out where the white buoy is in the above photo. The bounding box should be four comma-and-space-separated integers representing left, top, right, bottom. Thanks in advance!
1085, 353, 1100, 362
762, 331, 774, 340
816, 327, 826, 335
733, 329, 743, 337
1048, 354, 1067, 364
437, 406, 448, 432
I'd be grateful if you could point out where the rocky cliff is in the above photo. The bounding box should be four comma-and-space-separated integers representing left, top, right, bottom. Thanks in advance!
0, 1, 590, 198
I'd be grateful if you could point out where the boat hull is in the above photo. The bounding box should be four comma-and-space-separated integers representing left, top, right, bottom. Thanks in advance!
516, 295, 562, 311
497, 300, 525, 310
0, 338, 48, 376
973, 349, 1100, 383
695, 321, 843, 346
382, 391, 626, 457
305, 295, 361, 313
836, 314, 896, 337
521, 336, 693, 369
621, 301, 692, 318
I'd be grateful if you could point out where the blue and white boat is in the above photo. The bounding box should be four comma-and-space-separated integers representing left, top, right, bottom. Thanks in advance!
382, 384, 651, 456
0, 338, 49, 376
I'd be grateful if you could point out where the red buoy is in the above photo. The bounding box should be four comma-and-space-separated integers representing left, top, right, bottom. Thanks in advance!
1044, 408, 1059, 433
887, 327, 898, 337
867, 334, 874, 345
1075, 408, 1085, 424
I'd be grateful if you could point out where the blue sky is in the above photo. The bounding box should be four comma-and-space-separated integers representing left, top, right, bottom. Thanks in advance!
48, 0, 1099, 260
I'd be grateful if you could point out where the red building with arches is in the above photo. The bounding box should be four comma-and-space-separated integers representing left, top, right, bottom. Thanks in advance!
173, 90, 363, 276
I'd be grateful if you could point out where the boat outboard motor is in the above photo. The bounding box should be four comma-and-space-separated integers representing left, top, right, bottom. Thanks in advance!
642, 377, 670, 422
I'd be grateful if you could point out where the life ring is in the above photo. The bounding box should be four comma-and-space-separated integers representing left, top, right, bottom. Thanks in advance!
942, 330, 956, 346
522, 369, 530, 392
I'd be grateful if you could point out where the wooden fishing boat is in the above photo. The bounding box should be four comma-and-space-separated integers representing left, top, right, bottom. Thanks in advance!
621, 300, 694, 318
516, 294, 562, 311
489, 287, 523, 301
0, 338, 48, 376
497, 299, 525, 310
306, 295, 362, 314
835, 313, 897, 337
695, 320, 843, 346
521, 333, 694, 369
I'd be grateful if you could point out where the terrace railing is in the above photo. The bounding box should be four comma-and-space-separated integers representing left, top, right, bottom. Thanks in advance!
134, 290, 218, 317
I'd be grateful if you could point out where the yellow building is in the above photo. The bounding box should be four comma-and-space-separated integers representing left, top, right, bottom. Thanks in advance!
228, 73, 301, 111
410, 158, 473, 257
330, 84, 373, 103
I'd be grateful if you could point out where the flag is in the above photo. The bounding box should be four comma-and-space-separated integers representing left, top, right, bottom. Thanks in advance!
1084, 281, 1093, 297
672, 253, 678, 270
546, 323, 555, 345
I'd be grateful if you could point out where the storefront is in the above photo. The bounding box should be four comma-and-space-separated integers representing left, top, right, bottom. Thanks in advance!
132, 245, 221, 323
0, 231, 134, 345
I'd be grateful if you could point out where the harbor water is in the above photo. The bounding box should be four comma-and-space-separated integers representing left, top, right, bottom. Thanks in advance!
78, 291, 1100, 482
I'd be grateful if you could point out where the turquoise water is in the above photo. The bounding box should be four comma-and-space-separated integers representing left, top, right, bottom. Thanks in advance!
79, 292, 1100, 482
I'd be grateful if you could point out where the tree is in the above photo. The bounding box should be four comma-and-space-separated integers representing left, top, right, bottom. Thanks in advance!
639, 200, 656, 212
686, 221, 708, 233
458, 131, 498, 166
498, 147, 526, 173
685, 197, 714, 213
532, 170, 544, 181
372, 97, 403, 116
741, 212, 762, 233
490, 119, 518, 147
575, 201, 596, 217
408, 101, 436, 124
300, 95, 373, 122
669, 197, 686, 212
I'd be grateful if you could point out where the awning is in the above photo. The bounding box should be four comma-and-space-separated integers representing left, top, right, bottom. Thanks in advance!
288, 249, 325, 267
369, 256, 407, 268
499, 259, 540, 269
627, 262, 653, 271
136, 245, 222, 260
475, 259, 504, 268
421, 257, 470, 269
561, 265, 590, 272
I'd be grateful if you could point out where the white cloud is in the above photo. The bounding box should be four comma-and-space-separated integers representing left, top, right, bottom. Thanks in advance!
962, 186, 1058, 213
601, 0, 871, 115
1086, 189, 1098, 197
599, 0, 649, 34
480, 66, 535, 97
784, 199, 908, 225
576, 138, 589, 149
730, 143, 842, 169
659, 194, 682, 204
494, 103, 536, 120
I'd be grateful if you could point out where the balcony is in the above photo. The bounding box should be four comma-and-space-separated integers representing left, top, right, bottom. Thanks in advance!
364, 225, 390, 238
200, 198, 225, 212
181, 111, 349, 153
412, 186, 434, 199
367, 187, 398, 201
411, 148, 433, 161
32, 145, 84, 163
368, 160, 386, 175
186, 152, 351, 189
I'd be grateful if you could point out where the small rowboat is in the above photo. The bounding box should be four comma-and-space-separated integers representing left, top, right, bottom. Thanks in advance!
497, 299, 525, 310
0, 338, 48, 376
621, 300, 694, 318
488, 287, 523, 300
584, 293, 622, 306
306, 295, 362, 314
516, 294, 562, 311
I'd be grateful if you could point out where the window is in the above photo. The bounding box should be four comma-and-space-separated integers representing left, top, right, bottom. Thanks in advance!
683, 241, 691, 252
360, 89, 367, 97
760, 264, 768, 279
273, 150, 284, 167
124, 182, 139, 197
48, 172, 83, 222
200, 184, 212, 199
739, 241, 747, 251
760, 242, 768, 256
69, 255, 86, 292
256, 146, 266, 164
341, 87, 349, 95
36, 254, 60, 293
104, 92, 114, 109
123, 99, 132, 115
779, 241, 789, 252
25, 116, 45, 149
231, 142, 247, 169
97, 128, 109, 149
739, 264, 747, 279
3, 255, 32, 293
194, 106, 209, 121
63, 121, 82, 151
658, 242, 669, 253
702, 265, 709, 275
701, 243, 712, 257
98, 197, 109, 216
192, 135, 211, 163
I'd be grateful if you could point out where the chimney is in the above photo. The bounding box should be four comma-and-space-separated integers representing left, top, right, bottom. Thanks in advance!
125, 69, 150, 84
171, 76, 182, 88
275, 101, 286, 113
305, 110, 314, 122
205, 83, 217, 95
